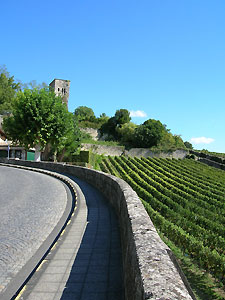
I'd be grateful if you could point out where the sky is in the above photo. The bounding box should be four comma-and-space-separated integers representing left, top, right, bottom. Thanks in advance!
1, 0, 225, 153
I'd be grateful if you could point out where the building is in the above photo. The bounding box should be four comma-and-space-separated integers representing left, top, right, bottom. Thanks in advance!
0, 127, 26, 159
49, 79, 70, 107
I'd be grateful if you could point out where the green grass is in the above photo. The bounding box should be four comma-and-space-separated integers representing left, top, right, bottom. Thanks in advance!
159, 233, 225, 300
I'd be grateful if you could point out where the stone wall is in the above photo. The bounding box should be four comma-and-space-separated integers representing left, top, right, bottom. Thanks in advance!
198, 158, 225, 171
0, 158, 195, 300
190, 150, 225, 171
80, 128, 188, 159
126, 148, 188, 159
80, 128, 102, 141
81, 143, 125, 156
81, 143, 188, 159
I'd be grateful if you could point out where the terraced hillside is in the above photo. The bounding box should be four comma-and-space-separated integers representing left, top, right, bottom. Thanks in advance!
99, 156, 225, 300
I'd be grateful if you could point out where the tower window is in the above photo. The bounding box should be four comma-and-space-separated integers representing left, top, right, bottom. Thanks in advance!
58, 88, 60, 91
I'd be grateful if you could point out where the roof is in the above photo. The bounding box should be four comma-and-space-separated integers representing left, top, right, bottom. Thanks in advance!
49, 79, 70, 86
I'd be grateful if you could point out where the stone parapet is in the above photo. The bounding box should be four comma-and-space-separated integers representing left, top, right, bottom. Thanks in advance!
0, 158, 195, 300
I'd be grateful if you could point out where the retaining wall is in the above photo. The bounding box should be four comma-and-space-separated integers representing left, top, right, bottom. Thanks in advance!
125, 148, 188, 159
199, 158, 225, 171
81, 143, 125, 156
81, 143, 188, 159
190, 150, 225, 171
0, 158, 195, 300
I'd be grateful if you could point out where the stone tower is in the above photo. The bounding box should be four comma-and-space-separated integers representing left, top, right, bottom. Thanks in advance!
49, 79, 70, 107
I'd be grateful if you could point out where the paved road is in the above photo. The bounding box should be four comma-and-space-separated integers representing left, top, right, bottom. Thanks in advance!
17, 175, 124, 300
0, 165, 68, 296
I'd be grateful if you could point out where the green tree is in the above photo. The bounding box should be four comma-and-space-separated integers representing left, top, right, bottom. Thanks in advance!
98, 113, 109, 124
3, 87, 76, 161
116, 122, 137, 145
115, 109, 131, 126
100, 116, 117, 139
74, 106, 95, 121
184, 141, 193, 149
134, 119, 166, 148
0, 66, 21, 114
99, 113, 107, 118
55, 114, 82, 162
158, 131, 176, 149
173, 135, 185, 148
100, 109, 131, 140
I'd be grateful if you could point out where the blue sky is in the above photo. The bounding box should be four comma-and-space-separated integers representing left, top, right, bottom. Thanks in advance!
1, 0, 225, 152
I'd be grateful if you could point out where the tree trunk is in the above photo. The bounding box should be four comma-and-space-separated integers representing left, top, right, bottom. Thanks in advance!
34, 144, 41, 162
42, 143, 51, 161
53, 149, 57, 162
58, 148, 66, 162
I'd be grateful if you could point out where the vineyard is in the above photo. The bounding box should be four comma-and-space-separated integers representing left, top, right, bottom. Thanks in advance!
99, 156, 225, 300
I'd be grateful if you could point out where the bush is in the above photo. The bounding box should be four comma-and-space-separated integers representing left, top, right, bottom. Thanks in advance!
134, 119, 166, 148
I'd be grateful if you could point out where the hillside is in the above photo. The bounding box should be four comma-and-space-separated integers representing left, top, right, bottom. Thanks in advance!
98, 157, 225, 300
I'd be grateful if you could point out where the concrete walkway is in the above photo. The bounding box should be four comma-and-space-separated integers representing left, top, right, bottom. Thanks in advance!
16, 175, 124, 300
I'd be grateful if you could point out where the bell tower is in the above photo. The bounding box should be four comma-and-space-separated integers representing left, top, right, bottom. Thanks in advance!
49, 79, 70, 107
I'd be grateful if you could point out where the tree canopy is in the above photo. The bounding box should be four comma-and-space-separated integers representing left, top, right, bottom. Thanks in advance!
74, 106, 95, 121
100, 116, 117, 138
3, 87, 78, 160
56, 114, 83, 162
184, 141, 193, 149
116, 122, 137, 144
134, 119, 167, 148
0, 66, 21, 114
100, 109, 131, 139
114, 109, 131, 126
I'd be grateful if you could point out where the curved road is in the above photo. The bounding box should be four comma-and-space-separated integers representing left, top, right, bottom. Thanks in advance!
0, 165, 68, 295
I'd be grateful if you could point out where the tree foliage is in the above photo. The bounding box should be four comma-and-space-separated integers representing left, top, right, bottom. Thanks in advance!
0, 66, 21, 114
99, 116, 117, 139
184, 141, 193, 149
55, 114, 82, 161
78, 112, 109, 129
3, 88, 77, 157
116, 122, 137, 144
74, 106, 95, 121
134, 119, 166, 148
173, 135, 185, 148
114, 109, 131, 126
100, 109, 131, 140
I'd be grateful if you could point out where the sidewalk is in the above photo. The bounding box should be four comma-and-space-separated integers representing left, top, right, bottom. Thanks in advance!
16, 175, 124, 300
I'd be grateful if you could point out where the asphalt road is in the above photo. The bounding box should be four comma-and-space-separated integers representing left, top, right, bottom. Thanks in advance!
0, 165, 68, 295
